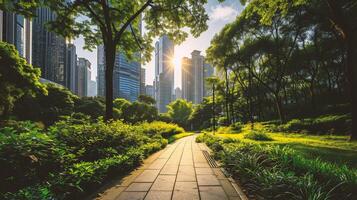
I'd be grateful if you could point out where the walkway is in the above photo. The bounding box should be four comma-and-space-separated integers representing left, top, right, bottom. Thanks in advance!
94, 135, 247, 200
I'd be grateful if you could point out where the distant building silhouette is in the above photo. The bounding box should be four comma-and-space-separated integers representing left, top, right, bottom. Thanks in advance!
140, 68, 146, 95
175, 87, 182, 100
154, 35, 174, 112
77, 58, 91, 97
182, 50, 213, 104
145, 85, 154, 98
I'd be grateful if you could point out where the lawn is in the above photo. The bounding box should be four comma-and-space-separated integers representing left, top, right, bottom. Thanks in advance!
168, 132, 194, 143
212, 123, 357, 168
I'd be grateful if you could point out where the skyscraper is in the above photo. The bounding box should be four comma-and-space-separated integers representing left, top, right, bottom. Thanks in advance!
97, 45, 105, 97
203, 63, 214, 96
154, 35, 174, 113
181, 50, 213, 104
77, 58, 91, 97
66, 43, 77, 93
32, 7, 67, 86
182, 57, 193, 102
97, 45, 141, 102
0, 11, 32, 64
88, 80, 97, 97
174, 87, 182, 100
145, 85, 154, 98
140, 68, 146, 95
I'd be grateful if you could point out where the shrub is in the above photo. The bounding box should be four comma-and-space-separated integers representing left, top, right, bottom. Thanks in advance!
139, 121, 184, 138
230, 122, 243, 132
244, 130, 274, 141
0, 118, 169, 199
198, 133, 357, 199
0, 124, 70, 193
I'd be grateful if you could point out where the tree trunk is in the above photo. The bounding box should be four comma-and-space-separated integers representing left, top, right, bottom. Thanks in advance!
224, 68, 230, 124
347, 34, 357, 140
274, 94, 285, 123
104, 43, 116, 121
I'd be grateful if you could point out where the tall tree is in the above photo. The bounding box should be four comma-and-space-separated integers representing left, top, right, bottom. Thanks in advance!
0, 0, 215, 120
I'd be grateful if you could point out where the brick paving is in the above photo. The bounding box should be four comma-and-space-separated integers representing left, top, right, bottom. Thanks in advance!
94, 135, 247, 200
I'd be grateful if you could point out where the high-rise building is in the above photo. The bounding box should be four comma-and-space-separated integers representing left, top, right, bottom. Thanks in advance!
182, 57, 193, 102
114, 53, 140, 102
66, 43, 77, 93
97, 45, 141, 102
32, 7, 67, 86
0, 11, 32, 64
140, 68, 146, 95
77, 57, 91, 97
97, 45, 105, 97
145, 85, 154, 98
174, 87, 182, 100
181, 50, 213, 104
203, 63, 214, 96
88, 80, 97, 97
154, 35, 174, 113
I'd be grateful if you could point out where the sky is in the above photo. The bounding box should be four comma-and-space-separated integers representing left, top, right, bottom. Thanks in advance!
74, 0, 244, 88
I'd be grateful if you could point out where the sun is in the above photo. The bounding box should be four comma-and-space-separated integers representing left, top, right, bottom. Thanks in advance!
171, 55, 182, 71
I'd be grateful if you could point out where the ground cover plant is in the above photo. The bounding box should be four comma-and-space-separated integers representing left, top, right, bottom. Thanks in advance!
0, 116, 185, 200
196, 132, 357, 199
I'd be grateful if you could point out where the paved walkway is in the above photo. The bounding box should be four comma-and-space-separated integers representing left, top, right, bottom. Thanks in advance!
94, 135, 247, 200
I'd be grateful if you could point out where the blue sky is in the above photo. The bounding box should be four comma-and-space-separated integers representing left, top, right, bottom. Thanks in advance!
74, 0, 243, 88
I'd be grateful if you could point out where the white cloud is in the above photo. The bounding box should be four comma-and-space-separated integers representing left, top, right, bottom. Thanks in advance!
210, 5, 239, 22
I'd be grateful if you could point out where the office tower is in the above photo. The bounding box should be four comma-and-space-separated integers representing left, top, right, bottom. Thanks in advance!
181, 50, 213, 104
191, 50, 204, 104
154, 35, 174, 113
97, 45, 141, 102
145, 85, 154, 98
77, 58, 91, 97
182, 57, 193, 102
88, 80, 97, 97
175, 87, 182, 100
203, 63, 214, 96
0, 11, 32, 64
97, 45, 105, 97
32, 7, 67, 86
140, 68, 146, 95
66, 43, 77, 93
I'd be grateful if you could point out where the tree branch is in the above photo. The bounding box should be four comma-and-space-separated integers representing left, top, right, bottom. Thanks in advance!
130, 23, 143, 51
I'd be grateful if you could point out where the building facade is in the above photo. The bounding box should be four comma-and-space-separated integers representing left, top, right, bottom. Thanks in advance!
145, 85, 154, 98
174, 87, 182, 100
154, 35, 174, 112
97, 45, 105, 97
77, 57, 91, 97
88, 80, 97, 97
0, 11, 32, 64
32, 7, 67, 86
66, 43, 77, 93
140, 68, 146, 95
181, 50, 213, 104
97, 45, 141, 102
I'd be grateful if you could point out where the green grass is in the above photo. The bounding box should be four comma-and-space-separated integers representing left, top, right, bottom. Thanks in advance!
196, 131, 357, 199
210, 123, 357, 167
168, 132, 194, 143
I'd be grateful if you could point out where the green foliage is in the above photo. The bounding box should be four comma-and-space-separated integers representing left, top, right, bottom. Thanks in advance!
167, 99, 193, 129
198, 133, 357, 199
140, 121, 185, 139
123, 101, 158, 124
138, 94, 156, 105
0, 41, 46, 117
267, 114, 351, 135
231, 122, 243, 132
13, 83, 78, 126
0, 118, 170, 199
168, 132, 194, 143
244, 130, 274, 141
74, 97, 105, 119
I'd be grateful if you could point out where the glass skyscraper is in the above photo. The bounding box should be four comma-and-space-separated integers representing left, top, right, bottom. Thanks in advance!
97, 45, 141, 102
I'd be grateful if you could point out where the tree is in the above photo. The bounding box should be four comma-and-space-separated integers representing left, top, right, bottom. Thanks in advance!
167, 99, 193, 129
123, 101, 158, 124
0, 41, 46, 118
138, 94, 156, 105
113, 98, 131, 120
32, 0, 214, 121
75, 97, 105, 119
13, 83, 77, 125
240, 0, 357, 138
